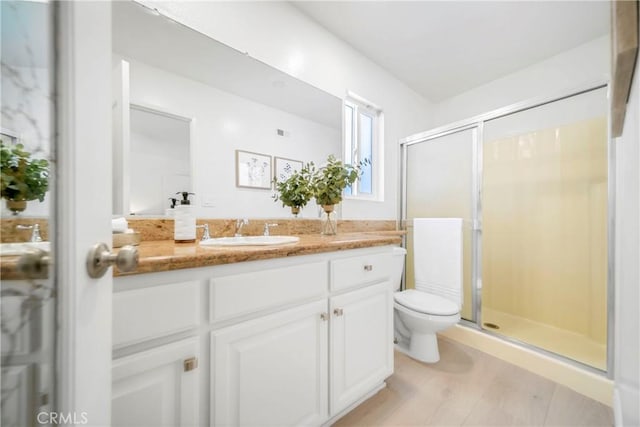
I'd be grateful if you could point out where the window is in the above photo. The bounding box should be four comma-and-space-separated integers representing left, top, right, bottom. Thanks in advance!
344, 94, 382, 199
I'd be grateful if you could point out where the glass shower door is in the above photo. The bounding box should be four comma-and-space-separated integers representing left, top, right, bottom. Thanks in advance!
404, 128, 476, 320
481, 88, 608, 370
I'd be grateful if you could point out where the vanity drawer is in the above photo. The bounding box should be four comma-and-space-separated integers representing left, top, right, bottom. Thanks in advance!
113, 281, 200, 348
209, 261, 327, 323
331, 252, 392, 292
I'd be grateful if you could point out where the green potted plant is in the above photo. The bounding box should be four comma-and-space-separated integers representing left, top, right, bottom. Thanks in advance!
272, 163, 314, 217
0, 141, 49, 215
312, 154, 367, 235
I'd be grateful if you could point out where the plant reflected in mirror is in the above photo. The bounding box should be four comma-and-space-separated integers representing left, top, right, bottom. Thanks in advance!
0, 141, 49, 215
272, 162, 315, 216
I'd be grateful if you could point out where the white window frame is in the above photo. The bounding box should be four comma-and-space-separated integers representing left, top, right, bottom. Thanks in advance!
343, 92, 383, 201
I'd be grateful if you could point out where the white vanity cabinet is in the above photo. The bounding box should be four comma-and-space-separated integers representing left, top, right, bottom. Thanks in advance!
212, 300, 329, 426
112, 338, 200, 427
112, 277, 203, 427
330, 281, 393, 415
112, 245, 397, 427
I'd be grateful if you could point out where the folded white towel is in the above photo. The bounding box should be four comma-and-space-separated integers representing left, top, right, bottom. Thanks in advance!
112, 217, 128, 234
413, 218, 463, 307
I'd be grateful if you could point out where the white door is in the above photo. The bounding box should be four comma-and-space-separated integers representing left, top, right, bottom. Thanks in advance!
56, 2, 115, 425
212, 300, 329, 426
112, 338, 200, 427
329, 281, 394, 415
1, 1, 114, 426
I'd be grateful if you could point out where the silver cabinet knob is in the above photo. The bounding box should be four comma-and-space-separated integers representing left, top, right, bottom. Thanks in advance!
320, 313, 328, 321
86, 242, 139, 278
334, 308, 344, 316
364, 264, 373, 272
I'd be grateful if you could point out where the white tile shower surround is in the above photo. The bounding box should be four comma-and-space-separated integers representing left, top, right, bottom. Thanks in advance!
334, 338, 613, 426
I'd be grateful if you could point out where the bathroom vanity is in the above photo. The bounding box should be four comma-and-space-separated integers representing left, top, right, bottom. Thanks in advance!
111, 233, 401, 426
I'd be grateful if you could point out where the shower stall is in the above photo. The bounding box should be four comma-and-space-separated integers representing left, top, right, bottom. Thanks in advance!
401, 85, 611, 372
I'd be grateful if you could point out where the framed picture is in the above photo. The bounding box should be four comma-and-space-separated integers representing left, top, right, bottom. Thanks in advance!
274, 157, 303, 183
235, 150, 272, 189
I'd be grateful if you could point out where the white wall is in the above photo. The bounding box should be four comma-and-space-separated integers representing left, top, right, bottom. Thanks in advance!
122, 57, 341, 218
139, 0, 434, 219
613, 50, 640, 427
430, 36, 610, 128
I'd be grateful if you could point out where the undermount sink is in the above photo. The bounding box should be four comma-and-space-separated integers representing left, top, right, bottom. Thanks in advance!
199, 236, 299, 247
0, 241, 51, 256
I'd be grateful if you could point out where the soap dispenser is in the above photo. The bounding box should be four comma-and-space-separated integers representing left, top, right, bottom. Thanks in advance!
174, 192, 196, 243
166, 197, 178, 218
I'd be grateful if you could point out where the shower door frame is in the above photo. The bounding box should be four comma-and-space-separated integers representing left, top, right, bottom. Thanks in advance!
399, 81, 614, 377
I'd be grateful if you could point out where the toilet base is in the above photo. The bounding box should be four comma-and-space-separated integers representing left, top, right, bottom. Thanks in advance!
394, 332, 440, 363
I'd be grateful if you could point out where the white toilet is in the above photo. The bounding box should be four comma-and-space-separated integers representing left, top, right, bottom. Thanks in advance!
390, 218, 463, 363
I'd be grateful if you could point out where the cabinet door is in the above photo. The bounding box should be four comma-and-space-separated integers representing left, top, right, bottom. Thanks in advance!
213, 300, 328, 426
112, 338, 200, 427
330, 281, 393, 415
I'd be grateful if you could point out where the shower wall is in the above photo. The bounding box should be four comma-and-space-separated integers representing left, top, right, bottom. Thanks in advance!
482, 116, 608, 343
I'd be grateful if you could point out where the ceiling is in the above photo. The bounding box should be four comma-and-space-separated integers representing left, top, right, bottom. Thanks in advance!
292, 1, 610, 102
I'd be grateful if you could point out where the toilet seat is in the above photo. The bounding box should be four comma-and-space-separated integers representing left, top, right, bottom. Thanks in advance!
394, 289, 459, 316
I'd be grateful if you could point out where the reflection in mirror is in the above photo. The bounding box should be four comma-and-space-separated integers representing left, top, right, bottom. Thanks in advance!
129, 105, 191, 215
1, 1, 56, 425
112, 1, 342, 218
1, 1, 52, 218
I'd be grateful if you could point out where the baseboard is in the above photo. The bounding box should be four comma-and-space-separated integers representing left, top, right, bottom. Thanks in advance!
613, 387, 623, 427
613, 383, 640, 427
440, 324, 613, 406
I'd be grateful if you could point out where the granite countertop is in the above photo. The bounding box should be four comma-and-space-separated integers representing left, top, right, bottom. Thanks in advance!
117, 231, 404, 277
1, 231, 404, 280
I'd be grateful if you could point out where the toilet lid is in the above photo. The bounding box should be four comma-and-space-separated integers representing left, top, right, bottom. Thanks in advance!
395, 289, 459, 316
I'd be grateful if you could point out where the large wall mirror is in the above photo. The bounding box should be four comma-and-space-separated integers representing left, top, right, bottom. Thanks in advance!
1, 1, 57, 425
111, 1, 342, 218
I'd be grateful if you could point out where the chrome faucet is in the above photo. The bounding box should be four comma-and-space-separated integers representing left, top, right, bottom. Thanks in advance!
196, 224, 211, 241
263, 223, 278, 236
16, 224, 43, 242
234, 218, 249, 237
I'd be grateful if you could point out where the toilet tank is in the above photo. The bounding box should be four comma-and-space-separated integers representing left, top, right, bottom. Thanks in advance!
391, 246, 407, 291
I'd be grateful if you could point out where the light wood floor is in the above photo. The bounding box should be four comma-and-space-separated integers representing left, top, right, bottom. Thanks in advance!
334, 338, 613, 427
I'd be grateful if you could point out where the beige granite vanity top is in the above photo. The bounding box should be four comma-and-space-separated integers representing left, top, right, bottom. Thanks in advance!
115, 231, 404, 277
1, 231, 404, 280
